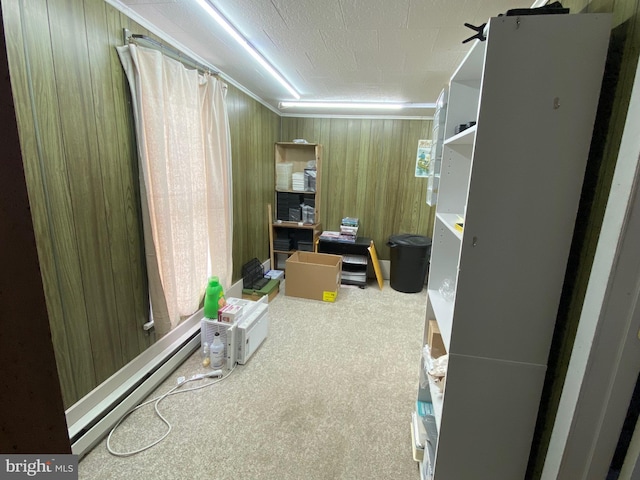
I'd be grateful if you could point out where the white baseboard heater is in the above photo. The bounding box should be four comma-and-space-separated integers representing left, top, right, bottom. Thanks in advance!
66, 267, 272, 459
66, 309, 203, 458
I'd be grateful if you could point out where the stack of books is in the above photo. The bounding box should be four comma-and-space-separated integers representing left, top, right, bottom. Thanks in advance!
273, 238, 292, 251
319, 231, 356, 243
273, 230, 292, 251
276, 192, 303, 222
340, 217, 359, 241
297, 240, 314, 252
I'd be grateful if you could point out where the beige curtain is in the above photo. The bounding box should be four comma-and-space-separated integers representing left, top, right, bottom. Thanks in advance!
117, 44, 232, 336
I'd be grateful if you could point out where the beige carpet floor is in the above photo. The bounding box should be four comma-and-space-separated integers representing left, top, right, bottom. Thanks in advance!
78, 280, 427, 480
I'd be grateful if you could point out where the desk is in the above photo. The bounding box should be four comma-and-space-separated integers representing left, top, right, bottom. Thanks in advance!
317, 236, 372, 288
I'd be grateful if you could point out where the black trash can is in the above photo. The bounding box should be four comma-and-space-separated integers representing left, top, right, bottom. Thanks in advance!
387, 234, 432, 293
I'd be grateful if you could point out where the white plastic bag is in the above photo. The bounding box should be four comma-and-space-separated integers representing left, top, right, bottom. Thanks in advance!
423, 344, 448, 393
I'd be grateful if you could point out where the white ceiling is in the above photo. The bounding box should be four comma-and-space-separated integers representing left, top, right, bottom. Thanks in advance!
114, 0, 535, 117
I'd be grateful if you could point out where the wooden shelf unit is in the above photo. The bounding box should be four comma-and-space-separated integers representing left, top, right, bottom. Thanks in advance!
270, 142, 322, 269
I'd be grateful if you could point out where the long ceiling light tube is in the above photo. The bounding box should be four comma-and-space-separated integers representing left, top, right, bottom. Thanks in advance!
195, 0, 300, 100
279, 101, 436, 110
280, 101, 403, 110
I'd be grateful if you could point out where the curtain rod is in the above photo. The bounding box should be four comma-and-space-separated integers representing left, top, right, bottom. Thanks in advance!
124, 29, 219, 76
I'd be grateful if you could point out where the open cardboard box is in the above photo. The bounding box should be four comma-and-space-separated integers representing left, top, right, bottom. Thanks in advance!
285, 251, 342, 302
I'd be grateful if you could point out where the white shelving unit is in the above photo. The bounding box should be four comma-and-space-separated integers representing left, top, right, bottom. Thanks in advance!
414, 13, 611, 479
427, 88, 447, 206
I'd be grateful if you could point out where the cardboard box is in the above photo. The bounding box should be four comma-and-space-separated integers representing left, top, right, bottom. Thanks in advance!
285, 251, 342, 302
218, 303, 243, 323
428, 319, 446, 358
217, 298, 257, 323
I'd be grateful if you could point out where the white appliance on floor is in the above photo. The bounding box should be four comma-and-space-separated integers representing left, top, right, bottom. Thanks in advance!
235, 298, 269, 364
200, 295, 269, 368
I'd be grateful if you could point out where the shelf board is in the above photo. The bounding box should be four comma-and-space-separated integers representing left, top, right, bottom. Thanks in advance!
450, 38, 485, 84
411, 418, 424, 463
273, 249, 297, 255
436, 213, 463, 240
342, 254, 367, 265
444, 124, 476, 146
427, 375, 444, 433
275, 188, 316, 194
428, 289, 453, 351
342, 279, 367, 287
276, 141, 318, 147
272, 221, 319, 230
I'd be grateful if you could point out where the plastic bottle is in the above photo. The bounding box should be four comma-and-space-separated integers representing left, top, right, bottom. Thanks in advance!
204, 276, 225, 319
201, 342, 210, 368
210, 332, 225, 369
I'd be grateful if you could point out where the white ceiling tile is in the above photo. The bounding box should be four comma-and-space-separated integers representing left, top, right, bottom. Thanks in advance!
304, 47, 357, 73
378, 28, 440, 71
339, 0, 411, 29
433, 26, 477, 53
123, 0, 182, 4
407, 0, 477, 28
213, 0, 285, 27
117, 0, 540, 116
318, 29, 379, 53
269, 0, 345, 29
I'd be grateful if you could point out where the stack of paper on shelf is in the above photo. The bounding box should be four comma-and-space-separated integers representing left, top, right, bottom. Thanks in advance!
292, 172, 305, 191
319, 231, 356, 243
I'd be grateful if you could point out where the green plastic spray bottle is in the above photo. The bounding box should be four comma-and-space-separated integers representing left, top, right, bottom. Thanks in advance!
204, 276, 225, 319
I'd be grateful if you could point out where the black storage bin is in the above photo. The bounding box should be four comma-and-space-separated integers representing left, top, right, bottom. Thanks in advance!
387, 234, 432, 293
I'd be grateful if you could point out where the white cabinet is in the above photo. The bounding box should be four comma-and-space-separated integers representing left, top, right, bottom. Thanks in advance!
415, 13, 611, 479
427, 88, 447, 206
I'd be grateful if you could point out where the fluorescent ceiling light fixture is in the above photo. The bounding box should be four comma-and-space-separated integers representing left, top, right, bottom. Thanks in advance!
280, 102, 405, 110
279, 102, 437, 110
196, 0, 300, 100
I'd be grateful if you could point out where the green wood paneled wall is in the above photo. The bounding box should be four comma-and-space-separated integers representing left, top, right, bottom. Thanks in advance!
529, 1, 640, 478
0, 10, 71, 452
1, 0, 280, 408
281, 118, 435, 259
4, 2, 636, 470
226, 86, 280, 281
2, 0, 151, 408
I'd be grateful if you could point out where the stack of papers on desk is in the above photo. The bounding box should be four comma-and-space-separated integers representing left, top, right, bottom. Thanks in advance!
319, 231, 356, 243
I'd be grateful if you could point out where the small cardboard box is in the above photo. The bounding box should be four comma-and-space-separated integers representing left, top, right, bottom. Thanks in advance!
218, 303, 243, 323
285, 251, 342, 302
428, 319, 446, 358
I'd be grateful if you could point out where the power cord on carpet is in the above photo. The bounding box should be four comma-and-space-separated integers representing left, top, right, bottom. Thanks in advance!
106, 366, 235, 457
